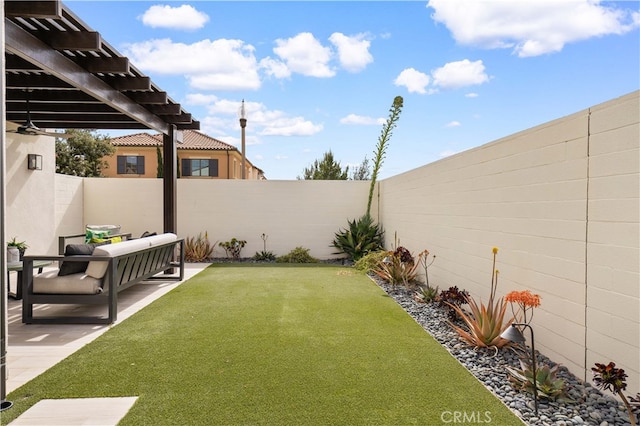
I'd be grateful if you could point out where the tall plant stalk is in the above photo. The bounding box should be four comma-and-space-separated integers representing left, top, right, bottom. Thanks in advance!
366, 96, 403, 217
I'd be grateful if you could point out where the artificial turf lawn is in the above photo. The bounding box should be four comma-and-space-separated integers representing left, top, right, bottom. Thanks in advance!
2, 264, 522, 425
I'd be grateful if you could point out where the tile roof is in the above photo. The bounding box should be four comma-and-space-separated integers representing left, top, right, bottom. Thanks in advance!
110, 130, 237, 151
109, 132, 160, 147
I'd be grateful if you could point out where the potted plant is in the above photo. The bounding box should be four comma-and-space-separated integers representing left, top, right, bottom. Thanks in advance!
7, 237, 28, 262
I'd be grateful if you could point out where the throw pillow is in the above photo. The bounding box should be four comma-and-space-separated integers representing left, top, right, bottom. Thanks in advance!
57, 242, 108, 276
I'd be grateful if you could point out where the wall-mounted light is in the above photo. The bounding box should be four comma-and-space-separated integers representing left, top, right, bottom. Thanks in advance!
27, 154, 42, 170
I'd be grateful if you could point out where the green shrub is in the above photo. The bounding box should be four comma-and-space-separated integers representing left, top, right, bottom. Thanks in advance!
219, 238, 247, 260
331, 214, 384, 261
354, 250, 387, 273
254, 250, 276, 261
276, 247, 318, 263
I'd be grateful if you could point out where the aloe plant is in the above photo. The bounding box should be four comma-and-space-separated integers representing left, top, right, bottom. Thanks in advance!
373, 247, 419, 287
448, 294, 512, 348
507, 357, 571, 401
447, 247, 513, 348
184, 232, 215, 262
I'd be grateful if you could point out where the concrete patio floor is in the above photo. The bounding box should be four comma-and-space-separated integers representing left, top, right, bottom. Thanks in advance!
4, 262, 210, 425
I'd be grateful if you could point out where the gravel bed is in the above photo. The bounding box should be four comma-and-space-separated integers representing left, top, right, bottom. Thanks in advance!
372, 277, 634, 426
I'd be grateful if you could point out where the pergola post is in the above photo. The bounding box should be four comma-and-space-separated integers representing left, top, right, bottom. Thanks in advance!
163, 124, 178, 235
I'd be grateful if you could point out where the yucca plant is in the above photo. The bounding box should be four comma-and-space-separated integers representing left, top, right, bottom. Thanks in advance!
506, 357, 571, 401
447, 247, 513, 348
184, 232, 215, 262
331, 214, 384, 261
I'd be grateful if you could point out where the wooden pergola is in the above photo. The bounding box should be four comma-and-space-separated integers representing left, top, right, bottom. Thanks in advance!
3, 0, 200, 232
1, 0, 200, 407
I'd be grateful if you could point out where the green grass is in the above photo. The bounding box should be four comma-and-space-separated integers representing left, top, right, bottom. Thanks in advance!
2, 265, 522, 425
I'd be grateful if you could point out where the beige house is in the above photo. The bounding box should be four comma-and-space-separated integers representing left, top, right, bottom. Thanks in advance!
103, 130, 265, 180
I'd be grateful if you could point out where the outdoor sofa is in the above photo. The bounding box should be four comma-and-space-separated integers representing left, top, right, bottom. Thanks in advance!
21, 233, 184, 324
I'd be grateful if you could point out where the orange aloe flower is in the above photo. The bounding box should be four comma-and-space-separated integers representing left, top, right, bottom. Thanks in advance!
505, 290, 541, 324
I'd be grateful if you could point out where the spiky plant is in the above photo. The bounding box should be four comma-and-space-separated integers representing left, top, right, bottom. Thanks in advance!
331, 214, 384, 261
506, 357, 571, 401
447, 248, 513, 348
184, 232, 215, 262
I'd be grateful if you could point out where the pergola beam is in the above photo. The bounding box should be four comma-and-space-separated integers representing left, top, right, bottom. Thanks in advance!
5, 18, 170, 134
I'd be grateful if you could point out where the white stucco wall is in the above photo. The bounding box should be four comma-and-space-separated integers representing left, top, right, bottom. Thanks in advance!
82, 178, 373, 260
5, 132, 56, 255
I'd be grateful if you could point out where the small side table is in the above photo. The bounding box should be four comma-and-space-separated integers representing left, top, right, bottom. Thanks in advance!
7, 260, 52, 300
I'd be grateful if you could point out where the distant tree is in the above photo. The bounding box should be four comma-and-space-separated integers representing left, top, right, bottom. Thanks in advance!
298, 150, 349, 180
350, 156, 371, 180
156, 146, 164, 178
55, 129, 115, 177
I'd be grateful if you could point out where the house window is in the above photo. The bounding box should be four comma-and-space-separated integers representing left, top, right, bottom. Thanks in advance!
117, 155, 145, 174
181, 159, 218, 177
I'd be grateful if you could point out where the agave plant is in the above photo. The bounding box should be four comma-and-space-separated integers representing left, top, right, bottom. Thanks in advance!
506, 357, 571, 401
331, 214, 384, 261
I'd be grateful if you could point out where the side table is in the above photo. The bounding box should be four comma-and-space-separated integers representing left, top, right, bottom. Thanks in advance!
7, 260, 52, 300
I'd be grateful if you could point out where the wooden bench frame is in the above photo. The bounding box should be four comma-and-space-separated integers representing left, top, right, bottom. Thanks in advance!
22, 239, 184, 325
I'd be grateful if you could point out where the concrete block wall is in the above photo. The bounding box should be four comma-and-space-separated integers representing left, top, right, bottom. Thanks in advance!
585, 92, 639, 389
378, 91, 639, 391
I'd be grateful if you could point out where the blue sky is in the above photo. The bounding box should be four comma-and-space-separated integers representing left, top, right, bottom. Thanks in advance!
67, 1, 639, 180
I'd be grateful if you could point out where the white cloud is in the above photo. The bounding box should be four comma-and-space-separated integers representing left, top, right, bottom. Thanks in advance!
432, 59, 489, 89
123, 38, 261, 90
394, 68, 431, 94
273, 32, 335, 77
465, 92, 479, 98
260, 116, 323, 136
184, 93, 219, 105
428, 0, 640, 57
445, 121, 461, 128
194, 97, 323, 137
259, 57, 292, 79
340, 114, 384, 125
329, 32, 373, 73
140, 5, 209, 31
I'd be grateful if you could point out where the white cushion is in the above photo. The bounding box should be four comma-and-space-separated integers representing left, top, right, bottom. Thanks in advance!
145, 233, 177, 246
85, 238, 151, 279
33, 270, 103, 294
